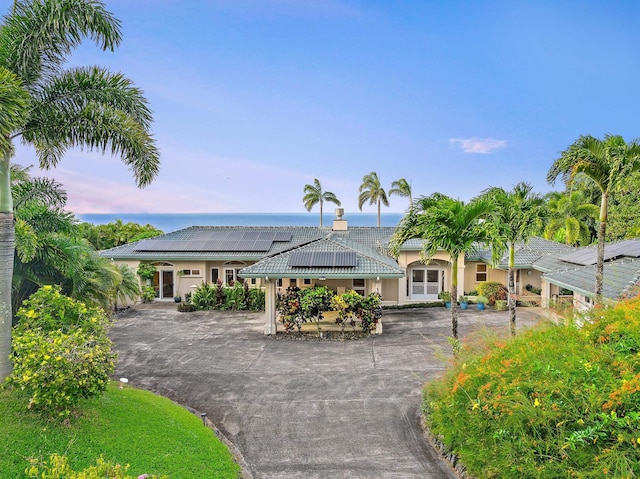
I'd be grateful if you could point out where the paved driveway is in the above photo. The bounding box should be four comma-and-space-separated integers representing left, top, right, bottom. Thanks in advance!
110, 304, 548, 479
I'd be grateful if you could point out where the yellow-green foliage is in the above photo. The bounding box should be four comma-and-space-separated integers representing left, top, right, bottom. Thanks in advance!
26, 454, 166, 479
476, 281, 508, 305
424, 297, 640, 478
9, 286, 116, 418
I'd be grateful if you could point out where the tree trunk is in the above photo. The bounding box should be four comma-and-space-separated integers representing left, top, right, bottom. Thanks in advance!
508, 243, 516, 336
0, 151, 14, 381
377, 199, 381, 227
319, 200, 323, 228
595, 193, 608, 304
451, 256, 458, 339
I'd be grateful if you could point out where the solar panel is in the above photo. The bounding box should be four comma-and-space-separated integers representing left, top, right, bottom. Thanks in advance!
132, 229, 297, 252
274, 231, 293, 242
288, 251, 356, 267
560, 240, 640, 266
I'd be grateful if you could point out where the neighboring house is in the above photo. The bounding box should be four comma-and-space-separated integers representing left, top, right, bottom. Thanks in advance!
99, 212, 640, 333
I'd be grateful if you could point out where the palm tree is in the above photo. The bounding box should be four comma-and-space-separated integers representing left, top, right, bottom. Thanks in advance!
547, 134, 640, 303
483, 183, 546, 336
390, 193, 496, 341
0, 0, 160, 381
302, 178, 341, 227
389, 178, 412, 206
358, 172, 389, 227
544, 191, 598, 246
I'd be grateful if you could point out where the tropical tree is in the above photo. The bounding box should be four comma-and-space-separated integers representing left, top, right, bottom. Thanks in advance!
302, 178, 341, 227
544, 191, 598, 246
547, 134, 640, 303
358, 171, 389, 227
483, 182, 546, 336
390, 193, 496, 341
389, 178, 412, 207
79, 219, 163, 250
0, 0, 160, 381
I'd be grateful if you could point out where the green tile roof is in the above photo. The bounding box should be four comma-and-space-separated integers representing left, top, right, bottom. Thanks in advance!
543, 259, 640, 300
239, 233, 404, 279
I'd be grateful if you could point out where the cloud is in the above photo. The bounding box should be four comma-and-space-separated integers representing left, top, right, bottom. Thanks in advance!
449, 137, 508, 154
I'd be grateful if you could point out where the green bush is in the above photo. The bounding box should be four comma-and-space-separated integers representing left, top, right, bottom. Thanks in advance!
9, 286, 116, 418
26, 454, 166, 479
136, 263, 157, 282
476, 281, 508, 305
141, 285, 155, 303
192, 281, 217, 309
424, 297, 640, 478
331, 291, 382, 333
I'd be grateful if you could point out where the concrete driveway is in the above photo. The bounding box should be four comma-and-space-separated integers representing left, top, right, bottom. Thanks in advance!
110, 304, 548, 479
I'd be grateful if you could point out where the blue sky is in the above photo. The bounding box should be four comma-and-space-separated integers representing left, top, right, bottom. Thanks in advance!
12, 0, 640, 214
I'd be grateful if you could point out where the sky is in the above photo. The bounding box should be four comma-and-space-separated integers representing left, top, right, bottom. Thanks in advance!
10, 0, 640, 214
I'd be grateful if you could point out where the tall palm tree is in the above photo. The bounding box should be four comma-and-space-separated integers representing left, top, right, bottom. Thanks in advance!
358, 171, 389, 227
389, 178, 412, 206
483, 183, 546, 336
544, 191, 598, 246
547, 134, 640, 303
0, 0, 160, 381
390, 193, 496, 341
302, 178, 341, 227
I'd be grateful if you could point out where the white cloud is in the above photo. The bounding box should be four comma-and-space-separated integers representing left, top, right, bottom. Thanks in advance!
449, 137, 508, 154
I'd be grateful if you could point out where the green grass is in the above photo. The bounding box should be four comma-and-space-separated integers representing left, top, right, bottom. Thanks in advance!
0, 383, 240, 478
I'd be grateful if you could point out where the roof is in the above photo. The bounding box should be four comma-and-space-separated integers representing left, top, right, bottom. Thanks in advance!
543, 259, 640, 300
558, 239, 640, 266
465, 237, 576, 269
99, 225, 398, 263
239, 233, 404, 279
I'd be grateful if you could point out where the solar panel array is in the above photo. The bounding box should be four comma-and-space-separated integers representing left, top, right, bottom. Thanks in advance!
135, 230, 293, 252
559, 240, 640, 266
288, 251, 357, 268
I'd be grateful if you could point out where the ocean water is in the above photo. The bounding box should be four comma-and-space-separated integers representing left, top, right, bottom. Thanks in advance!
77, 212, 404, 233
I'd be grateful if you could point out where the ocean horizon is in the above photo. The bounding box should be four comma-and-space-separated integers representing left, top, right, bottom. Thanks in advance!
77, 212, 405, 233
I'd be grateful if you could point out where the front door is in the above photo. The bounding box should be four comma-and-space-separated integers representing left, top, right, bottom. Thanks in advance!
153, 270, 174, 299
410, 268, 440, 300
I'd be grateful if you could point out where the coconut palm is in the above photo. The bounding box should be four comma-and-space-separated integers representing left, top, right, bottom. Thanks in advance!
483, 183, 546, 336
358, 171, 389, 227
302, 178, 341, 227
390, 193, 496, 341
544, 191, 598, 246
0, 0, 160, 380
547, 134, 640, 303
389, 178, 412, 206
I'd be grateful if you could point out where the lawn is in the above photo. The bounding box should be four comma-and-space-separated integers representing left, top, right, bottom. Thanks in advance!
0, 382, 241, 478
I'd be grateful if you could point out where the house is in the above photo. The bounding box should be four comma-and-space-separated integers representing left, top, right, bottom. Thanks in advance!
99, 211, 640, 333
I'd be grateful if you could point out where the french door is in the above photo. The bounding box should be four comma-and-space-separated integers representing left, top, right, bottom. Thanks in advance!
153, 270, 174, 299
410, 268, 440, 300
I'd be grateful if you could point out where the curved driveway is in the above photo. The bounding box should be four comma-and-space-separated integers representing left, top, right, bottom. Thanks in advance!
110, 304, 546, 478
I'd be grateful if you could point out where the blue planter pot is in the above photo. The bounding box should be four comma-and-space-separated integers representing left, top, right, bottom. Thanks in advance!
459, 302, 468, 310
445, 301, 451, 309
477, 302, 485, 311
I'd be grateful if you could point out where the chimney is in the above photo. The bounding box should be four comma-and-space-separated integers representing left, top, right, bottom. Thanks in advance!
332, 208, 348, 231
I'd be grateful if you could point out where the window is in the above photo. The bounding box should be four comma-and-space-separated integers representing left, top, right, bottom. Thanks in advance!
289, 279, 297, 287
303, 278, 311, 285
211, 268, 219, 283
250, 278, 256, 285
353, 278, 365, 296
476, 264, 487, 282
179, 269, 201, 276
277, 278, 283, 287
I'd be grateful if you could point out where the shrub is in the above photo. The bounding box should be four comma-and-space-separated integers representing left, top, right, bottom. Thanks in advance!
136, 263, 156, 282
525, 283, 542, 295
476, 281, 508, 305
9, 286, 116, 418
192, 281, 216, 310
331, 291, 382, 333
424, 298, 640, 478
300, 286, 334, 334
276, 286, 304, 332
140, 285, 155, 303
177, 302, 197, 312
26, 454, 166, 479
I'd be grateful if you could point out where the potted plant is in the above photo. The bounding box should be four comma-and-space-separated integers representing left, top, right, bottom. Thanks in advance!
475, 296, 488, 310
174, 295, 182, 303
438, 291, 452, 308
458, 296, 468, 310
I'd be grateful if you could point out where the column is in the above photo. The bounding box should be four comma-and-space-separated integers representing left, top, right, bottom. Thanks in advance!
264, 280, 277, 335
